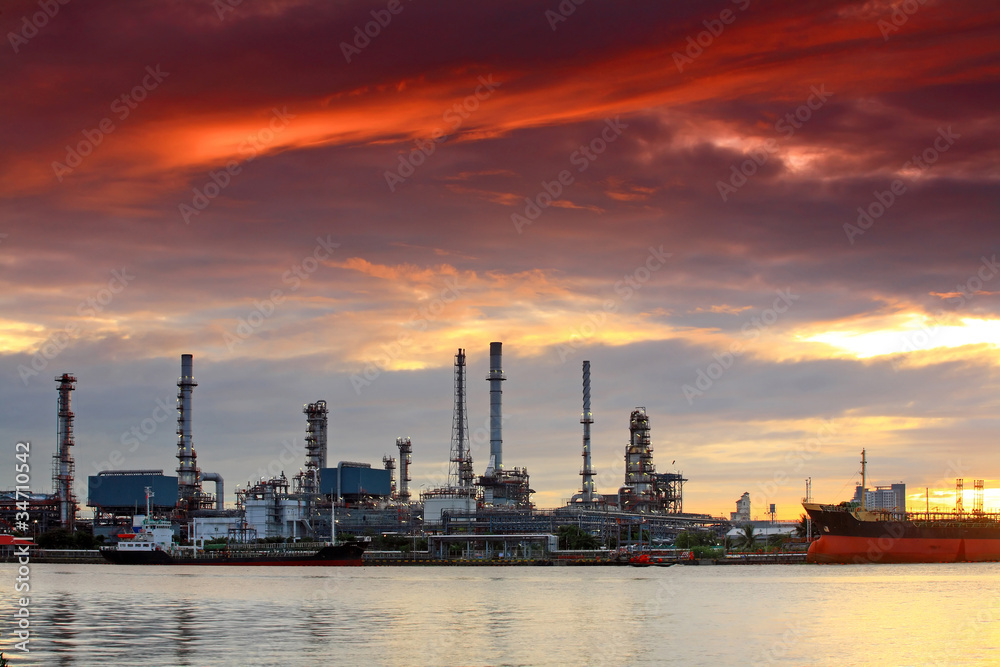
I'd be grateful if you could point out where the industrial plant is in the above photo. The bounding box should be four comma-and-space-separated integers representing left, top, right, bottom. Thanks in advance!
2, 342, 728, 552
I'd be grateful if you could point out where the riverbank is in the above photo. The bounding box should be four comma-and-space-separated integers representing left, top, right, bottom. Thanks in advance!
9, 549, 809, 566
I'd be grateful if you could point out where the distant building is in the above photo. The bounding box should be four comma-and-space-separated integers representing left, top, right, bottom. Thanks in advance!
853, 483, 906, 512
731, 492, 751, 522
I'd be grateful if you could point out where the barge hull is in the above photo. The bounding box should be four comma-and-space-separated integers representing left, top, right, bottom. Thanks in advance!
807, 535, 1000, 564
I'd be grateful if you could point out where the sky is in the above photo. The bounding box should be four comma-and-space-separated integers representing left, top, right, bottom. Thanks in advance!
1, 0, 998, 520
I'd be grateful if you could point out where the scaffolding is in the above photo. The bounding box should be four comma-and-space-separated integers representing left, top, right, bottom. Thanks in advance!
624, 408, 655, 504
302, 400, 328, 496
477, 467, 534, 509
449, 349, 474, 489
396, 437, 412, 503
383, 455, 396, 499
620, 408, 685, 514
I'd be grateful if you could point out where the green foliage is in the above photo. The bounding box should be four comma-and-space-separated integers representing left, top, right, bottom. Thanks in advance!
0, 651, 7, 666
795, 514, 811, 539
557, 525, 601, 550
372, 534, 409, 551
691, 546, 724, 559
739, 523, 757, 550
36, 528, 100, 549
675, 530, 717, 548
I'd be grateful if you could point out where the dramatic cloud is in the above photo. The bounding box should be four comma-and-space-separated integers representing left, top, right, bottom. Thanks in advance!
2, 0, 999, 518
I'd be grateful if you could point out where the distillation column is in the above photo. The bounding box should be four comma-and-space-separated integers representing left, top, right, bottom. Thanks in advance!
176, 354, 201, 510
396, 437, 412, 503
580, 361, 596, 504
624, 408, 655, 504
303, 400, 329, 495
53, 373, 77, 530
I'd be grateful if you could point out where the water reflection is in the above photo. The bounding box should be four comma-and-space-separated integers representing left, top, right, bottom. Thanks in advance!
174, 603, 197, 666
49, 592, 77, 666
5, 563, 1000, 665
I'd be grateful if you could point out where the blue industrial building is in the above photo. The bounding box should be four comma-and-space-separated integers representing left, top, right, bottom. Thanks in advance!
319, 462, 392, 499
88, 470, 179, 513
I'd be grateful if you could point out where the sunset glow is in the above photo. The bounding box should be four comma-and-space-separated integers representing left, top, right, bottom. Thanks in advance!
2, 0, 999, 522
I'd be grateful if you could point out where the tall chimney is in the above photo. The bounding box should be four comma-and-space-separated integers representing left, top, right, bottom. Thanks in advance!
581, 361, 595, 503
449, 349, 473, 488
176, 354, 200, 508
54, 373, 77, 530
487, 342, 505, 473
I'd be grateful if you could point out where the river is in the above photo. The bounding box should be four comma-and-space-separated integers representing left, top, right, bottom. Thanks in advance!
2, 563, 1000, 665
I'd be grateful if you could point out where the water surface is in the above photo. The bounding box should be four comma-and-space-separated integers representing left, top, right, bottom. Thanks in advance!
2, 563, 999, 665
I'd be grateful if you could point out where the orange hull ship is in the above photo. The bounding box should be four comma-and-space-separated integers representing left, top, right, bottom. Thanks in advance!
803, 503, 1000, 564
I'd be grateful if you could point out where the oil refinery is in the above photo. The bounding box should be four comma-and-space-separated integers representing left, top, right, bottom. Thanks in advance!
1, 343, 729, 550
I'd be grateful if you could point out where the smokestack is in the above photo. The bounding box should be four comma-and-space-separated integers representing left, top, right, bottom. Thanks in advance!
176, 354, 200, 508
487, 342, 505, 473
449, 349, 473, 488
54, 373, 77, 530
581, 361, 595, 503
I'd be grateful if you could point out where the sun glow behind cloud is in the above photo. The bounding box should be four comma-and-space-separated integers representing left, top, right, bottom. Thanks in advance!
802, 315, 1000, 360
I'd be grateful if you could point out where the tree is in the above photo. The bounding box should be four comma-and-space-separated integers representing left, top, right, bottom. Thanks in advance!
557, 525, 600, 550
740, 523, 757, 550
675, 530, 717, 548
795, 514, 812, 539
767, 533, 786, 550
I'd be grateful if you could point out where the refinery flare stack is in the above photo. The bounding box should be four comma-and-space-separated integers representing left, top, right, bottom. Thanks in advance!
4, 340, 731, 560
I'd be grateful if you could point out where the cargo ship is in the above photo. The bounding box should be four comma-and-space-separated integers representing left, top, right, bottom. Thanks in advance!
101, 533, 365, 566
100, 495, 364, 566
804, 450, 1000, 564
